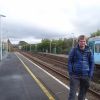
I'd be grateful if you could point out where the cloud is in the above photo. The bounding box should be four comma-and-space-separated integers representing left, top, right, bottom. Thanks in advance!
1, 0, 100, 44
2, 22, 67, 44
70, 0, 100, 34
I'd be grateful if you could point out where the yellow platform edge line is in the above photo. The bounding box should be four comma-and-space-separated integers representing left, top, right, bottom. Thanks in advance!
15, 53, 55, 100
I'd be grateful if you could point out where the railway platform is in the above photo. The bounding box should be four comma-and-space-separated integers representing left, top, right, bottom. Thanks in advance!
0, 52, 70, 100
0, 52, 53, 100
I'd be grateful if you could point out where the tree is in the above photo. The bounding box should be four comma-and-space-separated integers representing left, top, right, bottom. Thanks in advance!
90, 30, 100, 37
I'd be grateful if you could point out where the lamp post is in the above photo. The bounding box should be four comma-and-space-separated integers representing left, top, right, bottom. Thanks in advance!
0, 14, 6, 61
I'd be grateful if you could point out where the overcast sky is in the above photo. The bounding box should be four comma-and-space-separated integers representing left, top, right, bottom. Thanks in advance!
0, 0, 100, 44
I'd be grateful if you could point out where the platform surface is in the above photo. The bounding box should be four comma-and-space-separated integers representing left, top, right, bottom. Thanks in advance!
0, 52, 50, 100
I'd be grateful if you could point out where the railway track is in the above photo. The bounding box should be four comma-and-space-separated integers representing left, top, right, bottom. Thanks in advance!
28, 52, 67, 69
20, 51, 100, 99
28, 52, 100, 68
95, 64, 100, 68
